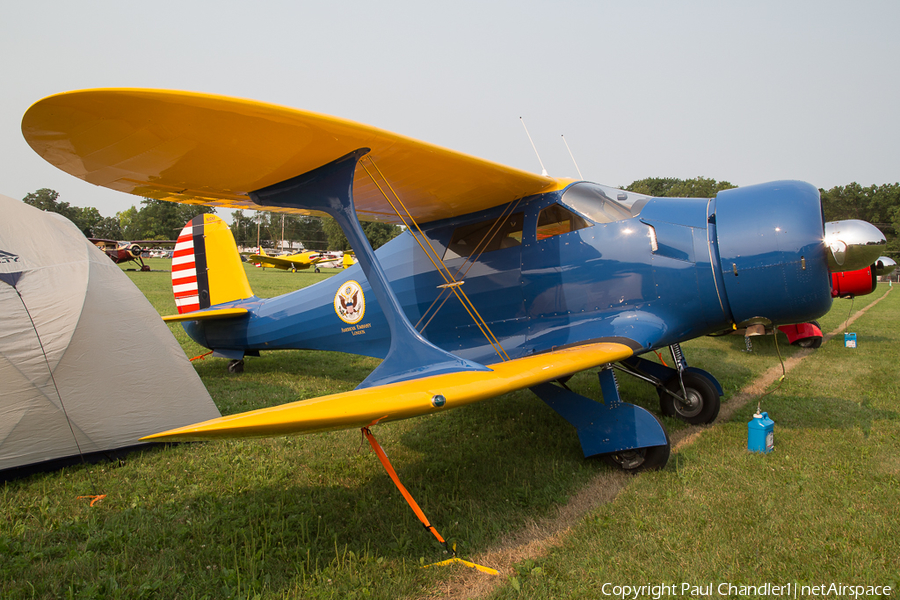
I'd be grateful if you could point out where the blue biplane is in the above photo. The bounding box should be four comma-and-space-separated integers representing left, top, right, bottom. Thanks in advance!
22, 89, 885, 474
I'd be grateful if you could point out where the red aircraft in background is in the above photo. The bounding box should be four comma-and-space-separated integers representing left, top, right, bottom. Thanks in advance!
90, 239, 176, 271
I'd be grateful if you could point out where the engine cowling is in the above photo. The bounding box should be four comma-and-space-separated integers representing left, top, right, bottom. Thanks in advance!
713, 181, 832, 327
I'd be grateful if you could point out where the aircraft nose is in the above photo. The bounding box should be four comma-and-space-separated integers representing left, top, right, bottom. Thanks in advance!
713, 181, 833, 327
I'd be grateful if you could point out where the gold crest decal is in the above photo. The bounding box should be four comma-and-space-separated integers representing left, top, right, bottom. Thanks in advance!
334, 280, 366, 325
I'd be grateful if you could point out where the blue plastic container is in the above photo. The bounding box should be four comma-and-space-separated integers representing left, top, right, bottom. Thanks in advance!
844, 333, 857, 348
748, 411, 775, 453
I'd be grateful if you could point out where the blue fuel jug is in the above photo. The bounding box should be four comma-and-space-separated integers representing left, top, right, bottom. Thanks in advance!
748, 411, 774, 453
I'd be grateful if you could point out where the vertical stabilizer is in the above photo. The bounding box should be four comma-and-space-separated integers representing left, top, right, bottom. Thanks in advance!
173, 215, 253, 314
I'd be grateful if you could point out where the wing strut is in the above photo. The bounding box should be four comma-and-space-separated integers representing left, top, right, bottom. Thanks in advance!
359, 156, 511, 362
362, 427, 498, 575
250, 149, 490, 389
416, 196, 524, 337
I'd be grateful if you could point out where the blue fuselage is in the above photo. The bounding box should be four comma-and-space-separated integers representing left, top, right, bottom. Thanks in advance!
186, 180, 833, 365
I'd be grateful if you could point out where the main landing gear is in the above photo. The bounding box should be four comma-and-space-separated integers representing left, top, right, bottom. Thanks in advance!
531, 367, 671, 473
615, 343, 723, 425
531, 343, 722, 473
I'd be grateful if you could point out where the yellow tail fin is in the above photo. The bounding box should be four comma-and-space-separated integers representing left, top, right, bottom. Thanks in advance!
173, 214, 253, 314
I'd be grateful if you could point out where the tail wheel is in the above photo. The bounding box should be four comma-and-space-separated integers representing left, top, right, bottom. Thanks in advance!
227, 359, 244, 374
658, 371, 720, 424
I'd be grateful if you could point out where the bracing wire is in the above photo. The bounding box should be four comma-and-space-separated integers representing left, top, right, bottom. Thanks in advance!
359, 157, 510, 361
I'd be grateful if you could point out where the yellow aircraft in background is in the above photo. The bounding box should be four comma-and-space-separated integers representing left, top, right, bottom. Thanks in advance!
248, 247, 349, 272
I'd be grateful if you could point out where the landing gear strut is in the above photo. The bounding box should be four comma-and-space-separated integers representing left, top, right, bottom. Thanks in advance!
615, 344, 723, 425
658, 371, 720, 424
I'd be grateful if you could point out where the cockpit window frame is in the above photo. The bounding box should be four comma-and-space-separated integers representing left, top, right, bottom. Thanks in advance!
442, 211, 525, 261
560, 182, 649, 225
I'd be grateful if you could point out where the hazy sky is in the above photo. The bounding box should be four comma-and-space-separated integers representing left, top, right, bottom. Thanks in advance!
2, 0, 898, 220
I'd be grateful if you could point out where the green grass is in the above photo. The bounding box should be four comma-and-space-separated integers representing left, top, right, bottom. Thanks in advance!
2, 261, 897, 599
494, 287, 900, 599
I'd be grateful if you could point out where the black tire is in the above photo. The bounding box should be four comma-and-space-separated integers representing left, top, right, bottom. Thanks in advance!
658, 371, 720, 424
227, 359, 245, 374
601, 418, 670, 473
794, 335, 823, 349
314, 267, 320, 273
792, 321, 822, 349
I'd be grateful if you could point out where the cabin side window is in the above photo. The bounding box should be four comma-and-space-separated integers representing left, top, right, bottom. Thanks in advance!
443, 212, 525, 260
536, 204, 589, 241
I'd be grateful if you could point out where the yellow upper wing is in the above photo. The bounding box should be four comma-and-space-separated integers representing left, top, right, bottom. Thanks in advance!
23, 89, 565, 224
141, 341, 634, 441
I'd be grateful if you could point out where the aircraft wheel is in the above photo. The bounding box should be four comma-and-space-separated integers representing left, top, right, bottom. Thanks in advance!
227, 359, 244, 374
291, 268, 296, 273
314, 267, 320, 273
794, 335, 823, 349
658, 372, 720, 424
600, 414, 670, 473
793, 321, 822, 349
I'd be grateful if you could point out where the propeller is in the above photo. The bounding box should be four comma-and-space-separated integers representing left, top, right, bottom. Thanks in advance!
824, 220, 886, 272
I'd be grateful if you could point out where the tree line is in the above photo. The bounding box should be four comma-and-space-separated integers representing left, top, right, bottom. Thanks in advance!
228, 210, 401, 252
22, 179, 900, 256
21, 188, 401, 251
22, 189, 216, 241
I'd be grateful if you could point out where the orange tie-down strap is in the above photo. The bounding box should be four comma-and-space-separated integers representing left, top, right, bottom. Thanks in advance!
361, 427, 498, 575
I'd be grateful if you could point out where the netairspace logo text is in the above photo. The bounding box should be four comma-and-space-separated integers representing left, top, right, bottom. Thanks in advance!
600, 582, 893, 599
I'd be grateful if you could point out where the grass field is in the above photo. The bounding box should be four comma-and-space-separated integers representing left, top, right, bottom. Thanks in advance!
2, 260, 897, 599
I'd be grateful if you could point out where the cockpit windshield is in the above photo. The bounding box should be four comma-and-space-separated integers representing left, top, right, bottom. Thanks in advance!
560, 182, 649, 224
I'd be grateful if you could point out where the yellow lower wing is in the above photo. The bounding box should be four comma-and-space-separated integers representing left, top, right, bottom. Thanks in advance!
142, 341, 634, 441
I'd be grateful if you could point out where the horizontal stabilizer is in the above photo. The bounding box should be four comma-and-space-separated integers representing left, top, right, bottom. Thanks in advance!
141, 341, 635, 442
162, 307, 249, 323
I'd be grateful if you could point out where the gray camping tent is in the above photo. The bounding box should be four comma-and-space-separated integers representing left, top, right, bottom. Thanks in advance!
0, 194, 220, 474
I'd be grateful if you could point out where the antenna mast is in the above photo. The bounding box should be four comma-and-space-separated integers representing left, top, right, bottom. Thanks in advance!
519, 117, 548, 177
561, 135, 584, 180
